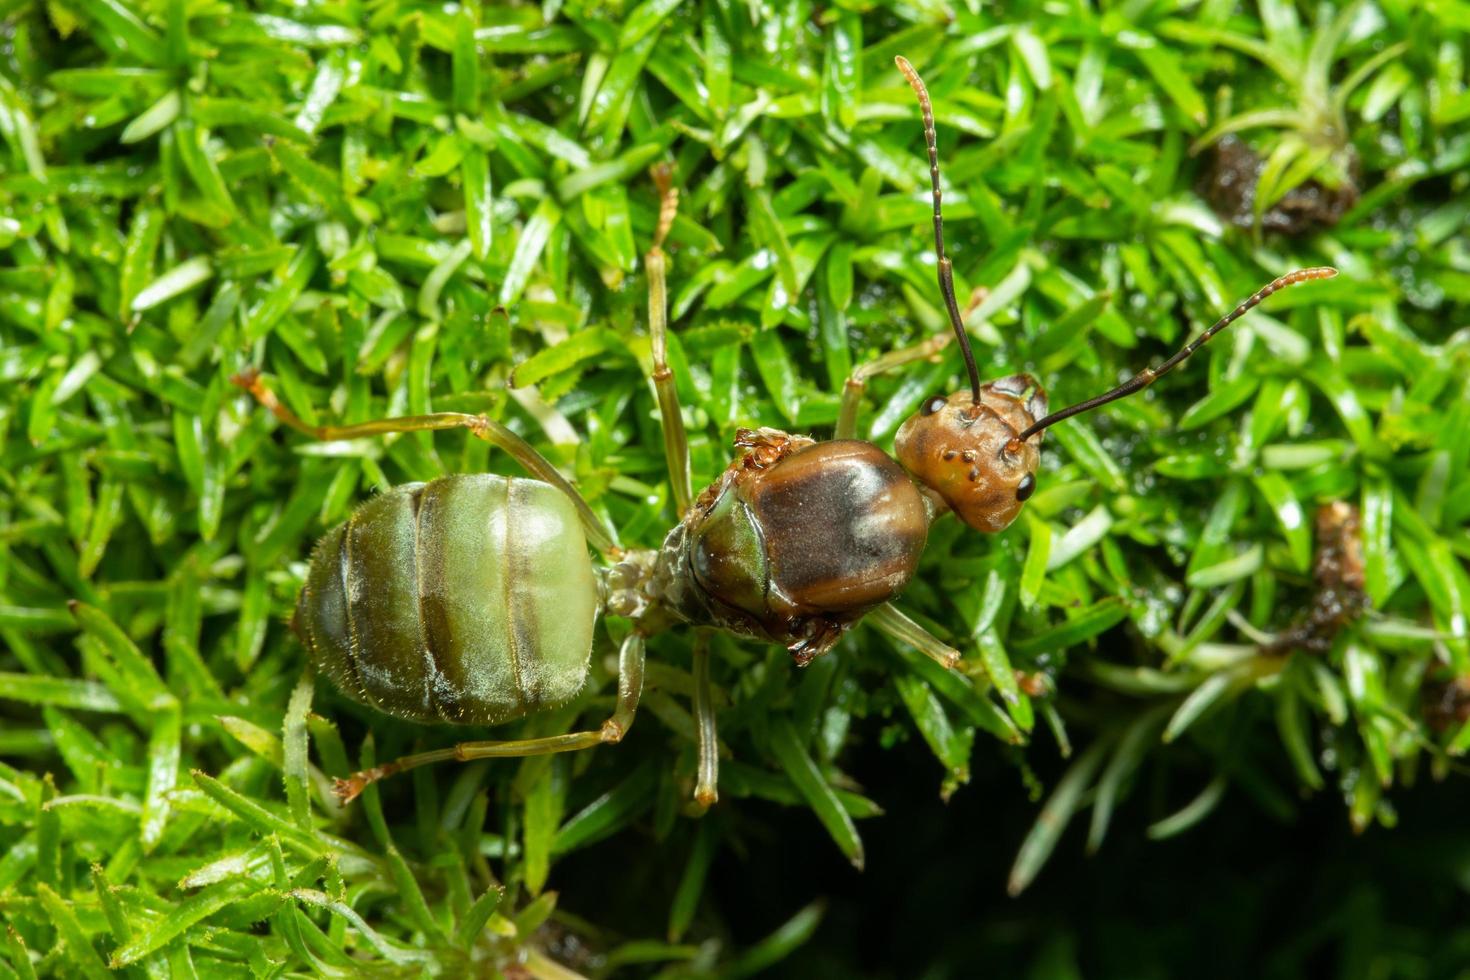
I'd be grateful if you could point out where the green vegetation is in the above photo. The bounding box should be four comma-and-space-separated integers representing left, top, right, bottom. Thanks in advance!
1, 0, 1467, 974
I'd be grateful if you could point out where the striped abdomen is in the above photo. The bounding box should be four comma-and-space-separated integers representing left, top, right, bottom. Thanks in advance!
294, 474, 599, 726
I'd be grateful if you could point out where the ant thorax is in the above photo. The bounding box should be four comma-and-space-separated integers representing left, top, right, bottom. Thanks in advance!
645, 428, 931, 665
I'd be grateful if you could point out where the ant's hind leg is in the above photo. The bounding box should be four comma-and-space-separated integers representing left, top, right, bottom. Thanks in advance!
691, 630, 719, 810
231, 369, 617, 555
835, 335, 952, 440
645, 164, 693, 515
333, 631, 647, 804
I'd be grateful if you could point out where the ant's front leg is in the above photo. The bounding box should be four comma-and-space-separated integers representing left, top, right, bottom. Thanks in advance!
836, 285, 993, 441
834, 335, 952, 441
230, 369, 619, 555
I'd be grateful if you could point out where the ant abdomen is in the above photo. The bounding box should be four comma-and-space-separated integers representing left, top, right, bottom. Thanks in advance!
295, 474, 599, 725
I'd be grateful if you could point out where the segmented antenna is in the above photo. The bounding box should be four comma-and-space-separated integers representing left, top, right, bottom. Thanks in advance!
1016, 267, 1339, 441
896, 56, 982, 405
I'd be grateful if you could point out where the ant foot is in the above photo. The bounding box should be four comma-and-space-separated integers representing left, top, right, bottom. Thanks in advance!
332, 775, 367, 805
229, 366, 262, 392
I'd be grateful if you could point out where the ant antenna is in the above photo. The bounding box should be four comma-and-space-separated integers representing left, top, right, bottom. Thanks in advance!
1017, 267, 1338, 441
896, 56, 982, 405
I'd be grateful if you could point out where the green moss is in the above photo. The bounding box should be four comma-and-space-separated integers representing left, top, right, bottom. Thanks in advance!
0, 0, 1467, 974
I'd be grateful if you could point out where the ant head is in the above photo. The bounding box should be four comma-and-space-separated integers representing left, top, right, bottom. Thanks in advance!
896, 376, 1048, 533
893, 55, 1338, 535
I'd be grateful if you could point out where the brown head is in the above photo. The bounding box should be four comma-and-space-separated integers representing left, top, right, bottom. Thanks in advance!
895, 377, 1047, 532
892, 56, 1337, 535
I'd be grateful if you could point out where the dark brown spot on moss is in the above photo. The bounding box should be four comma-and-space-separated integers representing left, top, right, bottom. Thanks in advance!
1200, 134, 1358, 236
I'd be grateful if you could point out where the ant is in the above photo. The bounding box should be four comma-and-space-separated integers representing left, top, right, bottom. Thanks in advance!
233, 58, 1335, 807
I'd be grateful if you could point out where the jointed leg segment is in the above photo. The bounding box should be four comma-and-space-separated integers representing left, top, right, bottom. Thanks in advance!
646, 164, 694, 516
692, 630, 719, 809
332, 631, 648, 803
870, 603, 962, 671
835, 335, 952, 440
231, 369, 618, 555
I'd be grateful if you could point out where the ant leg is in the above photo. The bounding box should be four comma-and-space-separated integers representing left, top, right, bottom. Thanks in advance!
333, 631, 647, 804
835, 334, 952, 440
646, 164, 693, 515
231, 369, 617, 555
837, 284, 990, 440
869, 603, 962, 671
691, 630, 719, 810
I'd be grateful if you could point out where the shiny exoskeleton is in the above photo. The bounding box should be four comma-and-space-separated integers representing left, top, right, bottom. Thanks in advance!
236, 58, 1337, 806
295, 475, 597, 725
658, 432, 932, 664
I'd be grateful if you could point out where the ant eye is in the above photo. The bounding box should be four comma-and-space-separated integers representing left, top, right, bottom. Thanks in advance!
1015, 473, 1036, 502
921, 395, 947, 416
